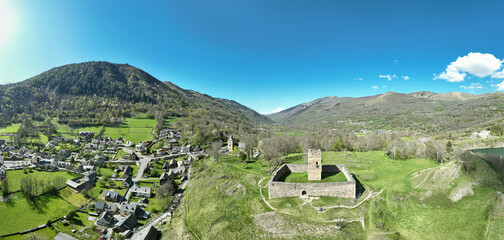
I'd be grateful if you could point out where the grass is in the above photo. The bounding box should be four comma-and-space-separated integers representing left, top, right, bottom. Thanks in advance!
279, 171, 348, 183
168, 151, 504, 239
53, 115, 155, 143
0, 192, 77, 235
58, 187, 88, 207
0, 123, 20, 135
4, 169, 80, 192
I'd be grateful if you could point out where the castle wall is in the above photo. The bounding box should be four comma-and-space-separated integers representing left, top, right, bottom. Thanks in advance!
268, 164, 356, 199
268, 181, 355, 199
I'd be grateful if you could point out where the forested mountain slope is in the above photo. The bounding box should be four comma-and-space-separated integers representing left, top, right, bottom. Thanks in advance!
268, 91, 504, 133
0, 61, 272, 127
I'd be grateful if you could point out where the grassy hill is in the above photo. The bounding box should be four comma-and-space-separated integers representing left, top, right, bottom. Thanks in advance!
162, 152, 504, 239
267, 91, 504, 133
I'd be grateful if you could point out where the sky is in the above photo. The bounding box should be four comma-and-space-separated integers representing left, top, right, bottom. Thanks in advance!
1, 0, 504, 114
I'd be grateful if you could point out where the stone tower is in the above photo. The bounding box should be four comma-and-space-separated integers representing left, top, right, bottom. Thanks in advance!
227, 135, 234, 152
307, 149, 322, 181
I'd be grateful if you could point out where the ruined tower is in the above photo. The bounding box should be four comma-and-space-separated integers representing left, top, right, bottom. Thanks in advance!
307, 149, 322, 181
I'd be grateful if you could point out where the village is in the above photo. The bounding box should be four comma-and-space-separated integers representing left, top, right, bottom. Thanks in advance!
0, 128, 214, 240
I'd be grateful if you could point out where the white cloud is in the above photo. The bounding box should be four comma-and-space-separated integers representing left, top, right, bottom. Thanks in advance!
434, 52, 503, 82
379, 74, 397, 81
402, 75, 410, 80
261, 107, 285, 115
492, 69, 504, 79
371, 86, 379, 90
459, 83, 482, 90
354, 77, 363, 81
496, 81, 504, 91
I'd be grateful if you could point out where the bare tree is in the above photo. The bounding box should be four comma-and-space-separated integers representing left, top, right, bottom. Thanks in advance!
210, 140, 223, 163
259, 138, 282, 174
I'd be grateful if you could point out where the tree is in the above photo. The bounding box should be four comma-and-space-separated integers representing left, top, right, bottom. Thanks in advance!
232, 146, 240, 163
157, 180, 177, 198
210, 140, 223, 163
21, 176, 36, 199
259, 137, 282, 174
446, 141, 452, 153
1, 178, 9, 196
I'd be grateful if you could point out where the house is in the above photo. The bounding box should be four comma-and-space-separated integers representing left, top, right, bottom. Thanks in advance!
95, 201, 118, 214
122, 176, 133, 188
131, 225, 159, 240
54, 232, 78, 240
119, 202, 138, 216
119, 202, 150, 219
136, 141, 147, 152
114, 214, 137, 232
156, 148, 167, 155
162, 162, 169, 172
123, 153, 139, 161
238, 142, 247, 152
78, 131, 94, 139
180, 144, 191, 153
125, 141, 135, 147
116, 165, 133, 178
96, 211, 113, 227
103, 190, 120, 202
169, 159, 177, 168
159, 172, 170, 185
94, 154, 107, 166
66, 171, 96, 192
130, 185, 152, 198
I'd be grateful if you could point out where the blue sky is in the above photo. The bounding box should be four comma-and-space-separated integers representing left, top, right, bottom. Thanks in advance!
1, 0, 504, 114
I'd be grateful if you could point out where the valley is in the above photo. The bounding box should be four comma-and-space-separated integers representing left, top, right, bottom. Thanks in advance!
1, 62, 504, 240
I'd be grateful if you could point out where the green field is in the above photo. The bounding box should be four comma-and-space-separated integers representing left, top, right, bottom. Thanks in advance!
52, 116, 156, 143
58, 187, 88, 207
0, 192, 77, 236
163, 151, 504, 239
279, 171, 348, 183
3, 169, 79, 193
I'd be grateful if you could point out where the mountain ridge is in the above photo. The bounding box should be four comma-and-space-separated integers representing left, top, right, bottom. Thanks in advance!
267, 91, 504, 133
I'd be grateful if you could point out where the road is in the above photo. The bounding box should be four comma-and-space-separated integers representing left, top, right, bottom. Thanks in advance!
120, 147, 153, 182
132, 165, 191, 237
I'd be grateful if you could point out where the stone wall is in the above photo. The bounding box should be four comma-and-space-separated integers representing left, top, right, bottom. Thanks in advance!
268, 164, 356, 199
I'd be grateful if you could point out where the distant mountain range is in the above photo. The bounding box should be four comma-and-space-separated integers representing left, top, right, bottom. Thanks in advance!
0, 61, 272, 127
267, 91, 504, 133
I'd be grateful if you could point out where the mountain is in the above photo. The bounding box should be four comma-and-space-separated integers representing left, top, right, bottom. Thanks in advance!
267, 91, 504, 133
0, 61, 272, 127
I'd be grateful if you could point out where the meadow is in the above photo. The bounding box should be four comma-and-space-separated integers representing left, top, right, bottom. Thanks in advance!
3, 169, 79, 193
164, 151, 504, 239
0, 192, 77, 236
52, 116, 157, 143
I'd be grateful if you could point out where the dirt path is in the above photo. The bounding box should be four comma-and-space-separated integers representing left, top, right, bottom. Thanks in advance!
258, 177, 278, 211
310, 188, 385, 210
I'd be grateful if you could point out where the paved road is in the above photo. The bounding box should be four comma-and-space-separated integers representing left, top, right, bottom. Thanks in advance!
132, 165, 192, 237
120, 147, 153, 182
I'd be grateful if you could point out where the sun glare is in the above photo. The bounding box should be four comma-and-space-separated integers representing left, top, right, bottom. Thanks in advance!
0, 1, 17, 46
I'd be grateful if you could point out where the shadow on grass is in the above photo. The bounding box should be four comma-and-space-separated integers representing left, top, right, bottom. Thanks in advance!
2, 193, 16, 207
352, 174, 366, 199
27, 194, 61, 214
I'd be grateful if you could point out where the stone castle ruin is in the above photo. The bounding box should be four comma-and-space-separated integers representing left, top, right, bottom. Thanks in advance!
268, 149, 356, 199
